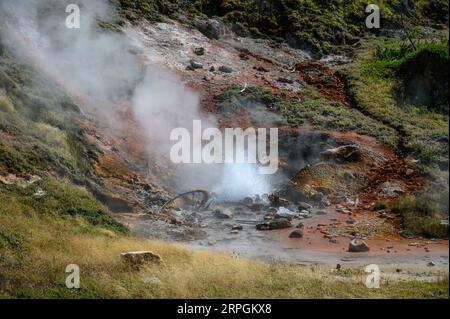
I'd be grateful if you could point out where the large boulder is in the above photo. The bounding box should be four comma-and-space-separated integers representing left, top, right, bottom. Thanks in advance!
195, 18, 223, 40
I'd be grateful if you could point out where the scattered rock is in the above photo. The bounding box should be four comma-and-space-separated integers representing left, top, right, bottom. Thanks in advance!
405, 169, 414, 177
120, 251, 161, 267
427, 261, 436, 267
193, 47, 205, 56
33, 188, 47, 197
275, 207, 297, 220
299, 210, 311, 217
297, 201, 312, 211
239, 53, 249, 60
189, 60, 203, 69
209, 66, 215, 72
218, 65, 233, 73
378, 181, 406, 198
213, 208, 233, 219
256, 218, 292, 230
400, 230, 415, 239
311, 191, 325, 202
289, 230, 303, 238
343, 172, 354, 182
268, 194, 286, 207
296, 222, 304, 229
256, 66, 268, 72
348, 238, 370, 253
232, 225, 243, 231
170, 214, 185, 225
277, 77, 294, 84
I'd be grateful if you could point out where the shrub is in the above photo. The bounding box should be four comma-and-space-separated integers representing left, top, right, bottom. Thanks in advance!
373, 200, 388, 211
0, 94, 14, 113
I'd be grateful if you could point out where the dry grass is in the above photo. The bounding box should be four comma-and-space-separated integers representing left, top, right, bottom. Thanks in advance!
0, 188, 448, 299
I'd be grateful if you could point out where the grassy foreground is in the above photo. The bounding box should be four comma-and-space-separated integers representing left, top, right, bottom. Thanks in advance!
0, 180, 448, 299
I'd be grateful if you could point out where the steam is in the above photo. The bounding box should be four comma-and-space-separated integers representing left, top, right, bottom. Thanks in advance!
212, 164, 271, 200
0, 0, 271, 200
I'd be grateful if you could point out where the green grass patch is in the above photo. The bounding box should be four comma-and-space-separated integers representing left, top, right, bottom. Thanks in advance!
0, 178, 127, 233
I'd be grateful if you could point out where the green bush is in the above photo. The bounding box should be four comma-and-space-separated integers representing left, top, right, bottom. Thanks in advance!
0, 179, 127, 234
392, 191, 449, 238
373, 200, 388, 211
0, 94, 14, 113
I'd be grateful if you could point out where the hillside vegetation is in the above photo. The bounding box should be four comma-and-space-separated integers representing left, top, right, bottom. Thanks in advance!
1, 1, 449, 298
